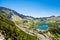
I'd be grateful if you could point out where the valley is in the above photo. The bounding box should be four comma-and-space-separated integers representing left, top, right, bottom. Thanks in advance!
0, 7, 60, 40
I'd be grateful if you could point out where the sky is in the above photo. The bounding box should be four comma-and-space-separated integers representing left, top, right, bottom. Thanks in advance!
0, 0, 60, 17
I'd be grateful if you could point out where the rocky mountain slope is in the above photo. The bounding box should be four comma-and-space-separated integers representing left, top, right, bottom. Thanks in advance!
0, 7, 60, 40
0, 13, 37, 40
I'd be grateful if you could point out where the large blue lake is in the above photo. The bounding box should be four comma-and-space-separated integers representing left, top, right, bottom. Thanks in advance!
34, 24, 49, 30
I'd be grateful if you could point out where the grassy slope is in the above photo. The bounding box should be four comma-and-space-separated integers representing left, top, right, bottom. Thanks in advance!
48, 22, 60, 40
0, 14, 38, 40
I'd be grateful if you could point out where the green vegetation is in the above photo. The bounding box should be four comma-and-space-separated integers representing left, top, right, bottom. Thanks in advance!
0, 14, 38, 40
24, 21, 39, 27
48, 22, 60, 40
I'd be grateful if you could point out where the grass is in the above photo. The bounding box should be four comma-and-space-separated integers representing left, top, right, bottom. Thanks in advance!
0, 13, 38, 40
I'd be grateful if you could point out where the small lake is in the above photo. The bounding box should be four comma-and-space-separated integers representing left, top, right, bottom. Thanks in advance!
34, 24, 49, 30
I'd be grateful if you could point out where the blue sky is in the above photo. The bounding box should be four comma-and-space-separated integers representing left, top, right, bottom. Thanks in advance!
0, 0, 60, 17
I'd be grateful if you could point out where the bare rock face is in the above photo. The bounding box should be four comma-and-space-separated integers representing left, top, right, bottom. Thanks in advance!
0, 33, 5, 40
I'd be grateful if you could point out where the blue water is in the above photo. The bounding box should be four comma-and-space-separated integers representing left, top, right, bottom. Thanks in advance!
34, 24, 49, 30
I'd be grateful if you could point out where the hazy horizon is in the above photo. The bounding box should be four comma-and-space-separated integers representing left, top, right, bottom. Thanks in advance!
0, 0, 60, 17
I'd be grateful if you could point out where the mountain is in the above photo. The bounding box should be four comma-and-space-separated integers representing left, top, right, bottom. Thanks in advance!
0, 13, 37, 40
0, 7, 35, 19
0, 7, 60, 40
0, 7, 39, 27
